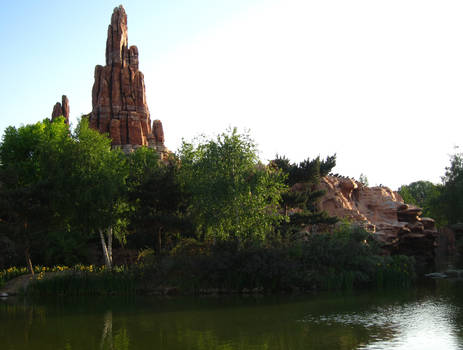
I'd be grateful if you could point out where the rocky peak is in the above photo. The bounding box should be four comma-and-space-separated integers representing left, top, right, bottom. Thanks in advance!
105, 5, 128, 67
88, 5, 168, 158
51, 95, 70, 124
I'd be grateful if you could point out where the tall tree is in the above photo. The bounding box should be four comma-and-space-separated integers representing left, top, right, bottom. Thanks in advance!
127, 148, 189, 253
68, 118, 129, 269
439, 150, 463, 225
0, 118, 72, 274
178, 128, 286, 242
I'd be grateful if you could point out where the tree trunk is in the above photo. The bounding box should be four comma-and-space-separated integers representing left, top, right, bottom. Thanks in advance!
24, 221, 34, 276
157, 228, 162, 254
25, 247, 34, 276
99, 229, 112, 270
108, 227, 113, 265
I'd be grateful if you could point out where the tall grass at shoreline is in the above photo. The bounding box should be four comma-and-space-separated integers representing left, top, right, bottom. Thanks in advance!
26, 266, 140, 296
1, 226, 416, 295
1, 254, 414, 296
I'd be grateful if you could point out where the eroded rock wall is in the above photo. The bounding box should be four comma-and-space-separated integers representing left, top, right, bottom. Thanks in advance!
319, 175, 438, 266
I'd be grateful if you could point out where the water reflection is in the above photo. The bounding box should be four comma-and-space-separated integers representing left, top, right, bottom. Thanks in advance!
100, 311, 130, 350
304, 299, 460, 349
100, 311, 113, 349
0, 285, 462, 350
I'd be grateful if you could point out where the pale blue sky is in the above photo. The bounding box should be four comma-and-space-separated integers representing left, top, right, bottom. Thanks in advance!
1, 0, 462, 189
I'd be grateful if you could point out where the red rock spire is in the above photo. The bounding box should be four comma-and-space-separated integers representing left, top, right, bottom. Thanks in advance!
105, 5, 128, 67
89, 5, 166, 154
51, 95, 70, 125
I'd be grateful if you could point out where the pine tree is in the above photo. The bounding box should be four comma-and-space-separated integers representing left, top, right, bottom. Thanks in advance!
272, 154, 338, 238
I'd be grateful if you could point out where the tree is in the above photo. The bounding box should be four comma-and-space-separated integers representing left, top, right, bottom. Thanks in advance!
272, 154, 338, 237
0, 118, 72, 274
178, 128, 286, 242
438, 150, 463, 225
359, 173, 369, 186
68, 118, 129, 269
398, 180, 442, 221
127, 148, 189, 253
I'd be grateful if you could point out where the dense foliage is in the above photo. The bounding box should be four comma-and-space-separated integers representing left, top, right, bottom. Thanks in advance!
4, 224, 414, 295
398, 181, 443, 225
398, 149, 463, 228
0, 118, 418, 293
0, 118, 129, 271
158, 224, 414, 292
439, 150, 463, 225
178, 128, 286, 242
0, 118, 75, 273
127, 148, 188, 253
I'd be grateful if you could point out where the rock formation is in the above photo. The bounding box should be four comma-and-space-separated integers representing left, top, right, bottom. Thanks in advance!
319, 175, 438, 268
88, 5, 168, 158
51, 95, 70, 124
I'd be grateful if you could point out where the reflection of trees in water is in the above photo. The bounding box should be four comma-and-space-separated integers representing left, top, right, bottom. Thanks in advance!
100, 310, 130, 350
0, 301, 47, 347
100, 311, 113, 349
2, 290, 463, 350
146, 318, 371, 350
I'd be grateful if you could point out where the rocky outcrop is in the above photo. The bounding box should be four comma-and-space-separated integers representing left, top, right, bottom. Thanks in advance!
319, 175, 438, 267
51, 95, 70, 124
88, 5, 168, 158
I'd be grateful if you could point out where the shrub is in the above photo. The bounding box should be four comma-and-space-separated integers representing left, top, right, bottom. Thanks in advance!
145, 224, 416, 292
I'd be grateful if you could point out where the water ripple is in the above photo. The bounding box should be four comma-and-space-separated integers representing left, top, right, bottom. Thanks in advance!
301, 299, 462, 350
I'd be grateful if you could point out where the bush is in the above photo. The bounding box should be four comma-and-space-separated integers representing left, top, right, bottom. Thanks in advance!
3, 224, 416, 294
144, 225, 416, 293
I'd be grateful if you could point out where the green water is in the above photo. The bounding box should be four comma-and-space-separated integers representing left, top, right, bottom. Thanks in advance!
1, 281, 462, 350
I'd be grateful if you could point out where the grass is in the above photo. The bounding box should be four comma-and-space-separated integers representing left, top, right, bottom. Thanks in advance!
24, 265, 140, 296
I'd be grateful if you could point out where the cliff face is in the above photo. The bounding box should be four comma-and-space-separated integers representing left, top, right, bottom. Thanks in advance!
88, 5, 167, 157
319, 175, 438, 266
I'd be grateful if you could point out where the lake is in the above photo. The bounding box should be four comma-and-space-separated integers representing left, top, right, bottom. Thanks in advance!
1, 280, 462, 350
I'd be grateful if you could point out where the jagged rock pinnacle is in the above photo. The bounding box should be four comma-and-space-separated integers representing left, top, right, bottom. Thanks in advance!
51, 95, 70, 124
88, 5, 166, 155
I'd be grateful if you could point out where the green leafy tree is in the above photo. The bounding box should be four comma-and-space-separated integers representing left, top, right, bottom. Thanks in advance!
0, 118, 72, 274
68, 118, 129, 269
438, 150, 463, 225
178, 128, 286, 242
398, 180, 442, 222
0, 117, 130, 270
127, 148, 189, 253
272, 154, 338, 237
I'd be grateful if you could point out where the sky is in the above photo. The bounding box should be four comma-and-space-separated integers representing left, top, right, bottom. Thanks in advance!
1, 0, 462, 190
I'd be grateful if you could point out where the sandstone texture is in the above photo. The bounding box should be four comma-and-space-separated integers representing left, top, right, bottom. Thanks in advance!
88, 5, 168, 158
51, 95, 70, 124
319, 175, 438, 267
